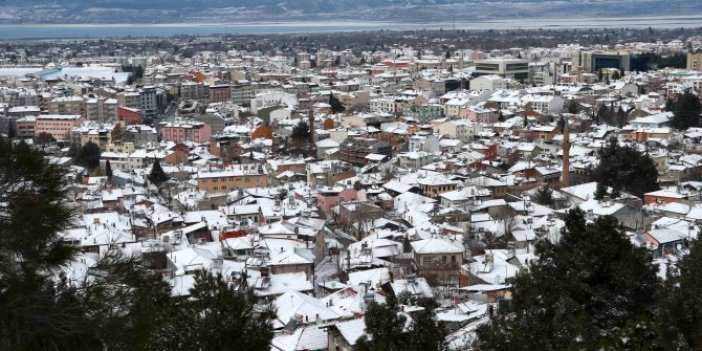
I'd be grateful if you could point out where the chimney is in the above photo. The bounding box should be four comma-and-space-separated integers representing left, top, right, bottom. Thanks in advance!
561, 118, 570, 188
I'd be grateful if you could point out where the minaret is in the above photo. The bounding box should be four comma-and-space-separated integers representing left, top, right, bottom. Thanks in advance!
561, 117, 571, 188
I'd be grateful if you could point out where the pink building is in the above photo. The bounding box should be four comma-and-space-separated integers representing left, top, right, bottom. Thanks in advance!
316, 186, 357, 215
160, 120, 211, 144
35, 115, 83, 141
459, 106, 498, 124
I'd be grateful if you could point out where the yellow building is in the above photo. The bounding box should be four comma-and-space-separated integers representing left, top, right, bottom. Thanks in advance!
688, 52, 702, 72
196, 164, 268, 193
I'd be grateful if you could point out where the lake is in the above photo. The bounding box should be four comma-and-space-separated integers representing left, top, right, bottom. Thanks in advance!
1, 15, 702, 40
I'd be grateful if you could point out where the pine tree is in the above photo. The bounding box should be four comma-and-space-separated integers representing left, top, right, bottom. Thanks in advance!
659, 240, 702, 349
670, 91, 702, 130
477, 209, 661, 350
74, 141, 102, 170
105, 160, 113, 182
594, 181, 608, 200
329, 94, 345, 114
148, 159, 169, 186
291, 121, 310, 142
355, 300, 407, 351
163, 271, 275, 351
592, 137, 659, 198
0, 138, 91, 350
533, 185, 554, 207
355, 298, 445, 351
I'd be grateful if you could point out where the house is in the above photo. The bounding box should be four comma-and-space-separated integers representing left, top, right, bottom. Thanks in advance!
411, 237, 464, 285
643, 228, 686, 257
327, 318, 366, 351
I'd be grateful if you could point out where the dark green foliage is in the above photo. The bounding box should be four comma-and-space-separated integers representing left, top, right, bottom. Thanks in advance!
533, 185, 554, 207
291, 120, 310, 142
74, 141, 102, 170
329, 94, 345, 113
592, 137, 659, 198
6, 122, 16, 139
0, 138, 87, 350
664, 98, 675, 112
611, 70, 621, 80
81, 257, 174, 351
148, 159, 169, 186
0, 139, 274, 349
355, 299, 445, 351
670, 91, 702, 130
616, 106, 628, 127
35, 132, 55, 147
477, 209, 661, 350
566, 99, 579, 114
594, 181, 608, 200
658, 240, 702, 349
122, 64, 144, 80
163, 271, 275, 351
630, 53, 687, 72
105, 160, 113, 181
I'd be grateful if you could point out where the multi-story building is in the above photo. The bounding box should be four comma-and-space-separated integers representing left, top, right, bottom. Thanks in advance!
473, 58, 530, 81
688, 51, 702, 72
209, 85, 231, 103
411, 238, 464, 285
140, 86, 159, 117
15, 116, 36, 138
117, 106, 143, 125
117, 91, 142, 110
338, 137, 391, 165
160, 119, 211, 144
196, 164, 268, 193
35, 114, 83, 141
123, 125, 158, 148
49, 96, 85, 117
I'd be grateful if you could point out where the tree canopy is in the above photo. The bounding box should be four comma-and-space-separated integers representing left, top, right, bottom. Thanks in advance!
329, 94, 345, 114
355, 298, 445, 351
670, 91, 702, 130
0, 137, 274, 350
74, 141, 102, 170
148, 159, 169, 186
592, 137, 659, 199
291, 120, 311, 142
477, 209, 661, 350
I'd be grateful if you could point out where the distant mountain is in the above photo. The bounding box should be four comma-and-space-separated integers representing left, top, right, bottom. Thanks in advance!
1, 0, 700, 24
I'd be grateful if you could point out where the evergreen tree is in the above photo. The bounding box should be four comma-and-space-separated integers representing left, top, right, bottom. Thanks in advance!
670, 91, 702, 130
566, 99, 579, 114
6, 122, 16, 139
355, 301, 407, 351
477, 209, 661, 350
659, 240, 702, 349
105, 160, 113, 182
329, 94, 345, 114
163, 271, 274, 351
664, 98, 675, 112
148, 159, 169, 187
592, 137, 659, 198
355, 298, 444, 351
291, 121, 310, 142
533, 185, 554, 207
594, 181, 609, 200
616, 106, 628, 127
74, 141, 102, 170
81, 257, 174, 351
0, 138, 91, 350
